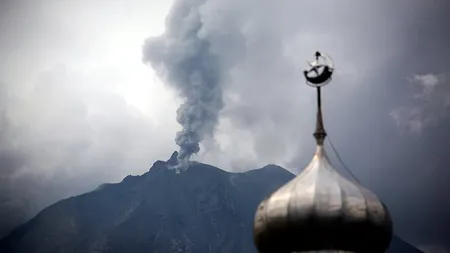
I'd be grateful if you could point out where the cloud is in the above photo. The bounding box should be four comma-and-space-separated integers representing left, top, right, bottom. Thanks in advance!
0, 65, 177, 238
390, 73, 450, 134
165, 0, 412, 172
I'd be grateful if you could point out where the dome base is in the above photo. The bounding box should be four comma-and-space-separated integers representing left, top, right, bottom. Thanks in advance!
255, 218, 392, 253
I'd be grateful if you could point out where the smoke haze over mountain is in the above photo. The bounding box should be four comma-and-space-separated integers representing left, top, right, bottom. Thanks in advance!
142, 0, 248, 170
143, 0, 225, 170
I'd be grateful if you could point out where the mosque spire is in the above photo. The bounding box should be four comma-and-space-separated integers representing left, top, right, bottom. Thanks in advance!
314, 85, 327, 145
307, 51, 332, 145
253, 51, 393, 253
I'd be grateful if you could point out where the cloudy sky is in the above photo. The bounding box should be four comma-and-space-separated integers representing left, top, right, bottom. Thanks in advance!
0, 0, 449, 252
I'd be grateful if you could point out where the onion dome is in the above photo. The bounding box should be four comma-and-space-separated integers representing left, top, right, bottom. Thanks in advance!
253, 52, 393, 253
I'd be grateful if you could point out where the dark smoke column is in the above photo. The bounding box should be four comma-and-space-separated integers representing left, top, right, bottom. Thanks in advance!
142, 0, 224, 171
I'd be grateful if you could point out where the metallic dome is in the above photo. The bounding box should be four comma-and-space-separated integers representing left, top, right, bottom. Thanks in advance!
253, 60, 393, 252
253, 144, 393, 253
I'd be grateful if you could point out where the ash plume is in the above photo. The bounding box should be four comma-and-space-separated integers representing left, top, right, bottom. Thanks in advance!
142, 0, 236, 171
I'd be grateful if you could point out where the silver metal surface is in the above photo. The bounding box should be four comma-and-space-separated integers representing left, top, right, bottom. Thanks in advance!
253, 145, 393, 253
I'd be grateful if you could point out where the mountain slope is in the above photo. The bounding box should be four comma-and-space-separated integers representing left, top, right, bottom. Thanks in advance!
0, 153, 422, 253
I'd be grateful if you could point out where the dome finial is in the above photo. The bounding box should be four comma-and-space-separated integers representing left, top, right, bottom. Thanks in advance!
303, 51, 334, 145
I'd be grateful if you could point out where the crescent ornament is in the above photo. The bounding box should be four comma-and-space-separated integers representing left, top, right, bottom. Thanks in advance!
303, 51, 334, 87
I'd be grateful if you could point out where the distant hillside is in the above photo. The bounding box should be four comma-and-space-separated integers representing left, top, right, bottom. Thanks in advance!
0, 152, 422, 253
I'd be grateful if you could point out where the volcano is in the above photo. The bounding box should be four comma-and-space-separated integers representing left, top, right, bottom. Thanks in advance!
0, 152, 422, 253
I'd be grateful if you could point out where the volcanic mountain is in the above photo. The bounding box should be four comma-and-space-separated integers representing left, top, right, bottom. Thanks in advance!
0, 152, 422, 253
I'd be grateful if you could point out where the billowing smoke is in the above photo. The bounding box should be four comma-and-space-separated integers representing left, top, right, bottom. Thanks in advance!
142, 0, 240, 171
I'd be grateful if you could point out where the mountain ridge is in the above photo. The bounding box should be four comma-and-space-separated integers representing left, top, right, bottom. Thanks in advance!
0, 153, 422, 253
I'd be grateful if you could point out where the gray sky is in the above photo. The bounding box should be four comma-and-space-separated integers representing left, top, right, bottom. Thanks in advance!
0, 0, 449, 252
